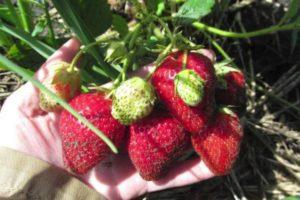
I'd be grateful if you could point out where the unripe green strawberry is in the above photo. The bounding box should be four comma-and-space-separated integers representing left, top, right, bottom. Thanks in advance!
39, 62, 80, 112
174, 69, 205, 106
112, 77, 156, 125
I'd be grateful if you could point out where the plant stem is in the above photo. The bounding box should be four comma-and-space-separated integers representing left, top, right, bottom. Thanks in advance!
202, 32, 231, 60
43, 0, 57, 47
128, 24, 142, 50
193, 21, 300, 38
146, 43, 173, 81
69, 31, 119, 71
4, 0, 22, 29
0, 54, 118, 153
152, 15, 174, 43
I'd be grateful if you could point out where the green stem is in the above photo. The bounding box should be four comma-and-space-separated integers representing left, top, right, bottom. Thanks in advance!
111, 55, 131, 90
69, 31, 119, 71
128, 24, 142, 50
193, 22, 300, 38
0, 54, 118, 154
146, 43, 173, 81
17, 0, 32, 32
43, 0, 57, 47
152, 15, 174, 43
4, 0, 22, 29
202, 32, 230, 60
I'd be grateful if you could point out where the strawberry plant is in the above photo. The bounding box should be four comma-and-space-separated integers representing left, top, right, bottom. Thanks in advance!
0, 0, 300, 199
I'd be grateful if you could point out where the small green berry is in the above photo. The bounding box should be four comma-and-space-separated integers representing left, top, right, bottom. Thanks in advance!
112, 77, 156, 125
174, 69, 205, 106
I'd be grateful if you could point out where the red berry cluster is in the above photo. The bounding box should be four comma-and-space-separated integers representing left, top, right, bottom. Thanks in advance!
59, 51, 246, 180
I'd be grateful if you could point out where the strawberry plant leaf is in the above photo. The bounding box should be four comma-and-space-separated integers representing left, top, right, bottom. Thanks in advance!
175, 0, 215, 24
72, 0, 112, 37
279, 0, 300, 25
112, 14, 128, 37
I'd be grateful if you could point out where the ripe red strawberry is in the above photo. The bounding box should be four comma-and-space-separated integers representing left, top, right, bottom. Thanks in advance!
59, 92, 126, 174
152, 51, 216, 134
191, 108, 243, 175
215, 63, 246, 116
128, 110, 190, 180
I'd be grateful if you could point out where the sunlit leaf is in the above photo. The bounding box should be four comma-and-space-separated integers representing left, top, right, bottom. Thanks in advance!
175, 0, 215, 24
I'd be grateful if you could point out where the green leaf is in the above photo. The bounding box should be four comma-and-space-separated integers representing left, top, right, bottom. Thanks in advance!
0, 54, 118, 153
31, 18, 47, 37
0, 22, 55, 58
4, 0, 22, 28
175, 0, 215, 24
72, 0, 112, 37
279, 0, 300, 25
51, 0, 118, 79
283, 196, 300, 200
112, 14, 128, 37
17, 0, 33, 32
0, 5, 15, 24
0, 30, 12, 48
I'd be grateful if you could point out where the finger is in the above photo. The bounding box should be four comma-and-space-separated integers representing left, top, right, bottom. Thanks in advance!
147, 158, 215, 193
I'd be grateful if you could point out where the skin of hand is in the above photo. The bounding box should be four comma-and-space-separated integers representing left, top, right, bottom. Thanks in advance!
0, 38, 215, 200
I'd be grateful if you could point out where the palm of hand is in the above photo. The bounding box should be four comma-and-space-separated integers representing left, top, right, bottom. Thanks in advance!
0, 39, 214, 200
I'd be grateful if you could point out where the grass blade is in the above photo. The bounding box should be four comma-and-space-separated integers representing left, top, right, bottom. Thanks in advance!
0, 54, 118, 153
0, 22, 55, 58
279, 0, 300, 25
17, 0, 33, 32
42, 0, 57, 47
4, 0, 22, 29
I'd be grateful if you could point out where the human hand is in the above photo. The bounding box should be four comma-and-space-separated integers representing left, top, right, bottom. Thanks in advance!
0, 39, 215, 200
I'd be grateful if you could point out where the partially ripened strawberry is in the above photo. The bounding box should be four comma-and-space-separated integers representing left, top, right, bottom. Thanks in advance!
191, 108, 243, 175
215, 62, 246, 116
128, 110, 190, 180
39, 62, 80, 112
112, 77, 156, 125
59, 92, 126, 174
152, 51, 216, 134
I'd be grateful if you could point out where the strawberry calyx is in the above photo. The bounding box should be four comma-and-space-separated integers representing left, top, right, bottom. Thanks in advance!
174, 69, 205, 106
214, 60, 241, 77
214, 60, 241, 89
